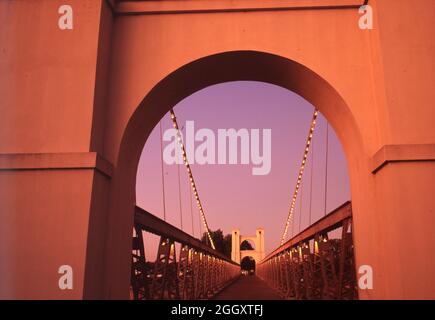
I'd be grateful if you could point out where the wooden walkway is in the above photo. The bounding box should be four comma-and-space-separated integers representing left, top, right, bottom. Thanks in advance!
213, 276, 283, 300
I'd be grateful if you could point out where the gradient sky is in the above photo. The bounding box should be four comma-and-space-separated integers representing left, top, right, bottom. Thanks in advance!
136, 81, 350, 259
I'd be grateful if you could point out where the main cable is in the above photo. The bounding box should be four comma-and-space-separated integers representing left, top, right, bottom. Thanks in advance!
280, 109, 319, 245
169, 109, 216, 249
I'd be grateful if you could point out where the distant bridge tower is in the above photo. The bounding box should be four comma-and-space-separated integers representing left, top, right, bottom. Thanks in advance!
231, 228, 265, 264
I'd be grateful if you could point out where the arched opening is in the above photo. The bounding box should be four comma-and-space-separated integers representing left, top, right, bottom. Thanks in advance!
240, 240, 255, 251
240, 256, 256, 275
103, 50, 364, 298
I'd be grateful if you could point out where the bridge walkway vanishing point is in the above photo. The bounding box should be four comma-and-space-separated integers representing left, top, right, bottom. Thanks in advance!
213, 276, 283, 300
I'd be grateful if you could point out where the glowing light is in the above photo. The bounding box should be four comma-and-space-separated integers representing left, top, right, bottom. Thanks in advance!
280, 109, 319, 245
169, 109, 216, 250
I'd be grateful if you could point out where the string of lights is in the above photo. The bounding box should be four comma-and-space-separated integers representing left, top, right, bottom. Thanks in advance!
169, 109, 216, 250
280, 109, 319, 245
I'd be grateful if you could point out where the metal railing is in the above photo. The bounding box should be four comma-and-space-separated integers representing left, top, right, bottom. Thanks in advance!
131, 206, 239, 300
257, 201, 357, 299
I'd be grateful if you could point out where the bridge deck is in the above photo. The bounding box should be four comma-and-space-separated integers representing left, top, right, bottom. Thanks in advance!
213, 275, 283, 300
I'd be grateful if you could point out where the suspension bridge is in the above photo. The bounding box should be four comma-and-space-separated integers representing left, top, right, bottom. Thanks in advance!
131, 109, 357, 300
1, 0, 435, 300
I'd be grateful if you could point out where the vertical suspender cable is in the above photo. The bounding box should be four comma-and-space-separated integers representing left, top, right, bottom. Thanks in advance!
280, 110, 318, 245
159, 120, 167, 221
189, 179, 195, 237
291, 203, 295, 237
324, 121, 329, 216
177, 159, 184, 230
198, 203, 202, 240
309, 137, 314, 225
169, 109, 215, 249
298, 180, 303, 233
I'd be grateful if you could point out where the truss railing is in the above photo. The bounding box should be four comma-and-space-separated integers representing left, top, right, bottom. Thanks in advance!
257, 201, 357, 300
131, 206, 239, 300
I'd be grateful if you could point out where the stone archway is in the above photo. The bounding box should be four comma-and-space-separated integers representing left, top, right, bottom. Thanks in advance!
240, 256, 256, 274
231, 228, 265, 264
3, 1, 435, 300
104, 50, 367, 299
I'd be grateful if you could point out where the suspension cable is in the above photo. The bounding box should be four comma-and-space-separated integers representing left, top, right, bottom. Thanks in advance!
188, 178, 195, 237
309, 135, 314, 225
159, 120, 167, 221
324, 121, 329, 216
169, 109, 216, 250
291, 194, 295, 238
298, 180, 303, 233
198, 201, 202, 240
177, 160, 183, 230
280, 109, 319, 245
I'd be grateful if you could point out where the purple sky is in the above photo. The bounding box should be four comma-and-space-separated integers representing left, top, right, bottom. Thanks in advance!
136, 81, 350, 259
